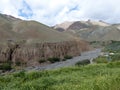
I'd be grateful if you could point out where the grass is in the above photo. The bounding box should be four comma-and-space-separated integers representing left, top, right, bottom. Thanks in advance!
93, 56, 109, 63
0, 62, 120, 90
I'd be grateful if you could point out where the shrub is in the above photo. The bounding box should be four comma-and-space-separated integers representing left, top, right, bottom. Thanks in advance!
38, 59, 46, 64
93, 57, 108, 63
15, 61, 27, 66
48, 57, 60, 63
64, 55, 73, 59
75, 59, 90, 66
15, 61, 21, 66
62, 58, 67, 61
0, 63, 12, 71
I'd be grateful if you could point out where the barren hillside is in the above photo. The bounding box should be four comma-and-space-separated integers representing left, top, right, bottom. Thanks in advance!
0, 14, 89, 66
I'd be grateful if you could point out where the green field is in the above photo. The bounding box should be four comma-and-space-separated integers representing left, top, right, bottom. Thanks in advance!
105, 41, 120, 53
0, 62, 120, 90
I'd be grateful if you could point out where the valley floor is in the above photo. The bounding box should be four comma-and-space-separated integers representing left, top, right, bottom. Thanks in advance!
23, 49, 101, 71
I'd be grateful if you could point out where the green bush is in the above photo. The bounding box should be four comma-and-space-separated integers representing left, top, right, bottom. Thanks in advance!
93, 57, 108, 63
48, 57, 60, 63
64, 55, 73, 59
75, 59, 90, 66
0, 63, 12, 71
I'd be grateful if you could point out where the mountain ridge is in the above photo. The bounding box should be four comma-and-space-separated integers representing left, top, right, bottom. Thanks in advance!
54, 20, 120, 41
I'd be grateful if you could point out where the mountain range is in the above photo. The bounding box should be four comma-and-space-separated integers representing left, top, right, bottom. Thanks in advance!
54, 20, 120, 41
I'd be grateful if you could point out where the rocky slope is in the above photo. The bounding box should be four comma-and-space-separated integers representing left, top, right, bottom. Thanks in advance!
0, 14, 89, 66
54, 20, 120, 41
54, 20, 110, 31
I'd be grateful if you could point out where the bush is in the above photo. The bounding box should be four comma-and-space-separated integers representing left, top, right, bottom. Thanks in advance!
64, 55, 73, 59
48, 57, 60, 63
62, 58, 67, 61
75, 59, 90, 66
38, 59, 46, 64
93, 57, 108, 63
0, 63, 12, 71
15, 61, 27, 66
15, 61, 21, 66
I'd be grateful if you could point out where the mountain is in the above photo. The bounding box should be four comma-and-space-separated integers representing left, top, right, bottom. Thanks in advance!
112, 24, 120, 29
54, 20, 120, 41
54, 20, 109, 31
0, 14, 75, 42
75, 25, 120, 41
0, 13, 89, 67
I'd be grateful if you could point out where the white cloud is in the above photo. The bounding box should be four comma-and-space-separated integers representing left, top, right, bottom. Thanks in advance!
0, 0, 120, 26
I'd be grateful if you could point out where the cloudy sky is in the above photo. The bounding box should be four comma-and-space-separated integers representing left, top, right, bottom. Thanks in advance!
0, 0, 120, 26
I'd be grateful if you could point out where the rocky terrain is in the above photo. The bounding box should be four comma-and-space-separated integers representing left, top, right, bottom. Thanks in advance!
54, 20, 120, 41
0, 14, 90, 67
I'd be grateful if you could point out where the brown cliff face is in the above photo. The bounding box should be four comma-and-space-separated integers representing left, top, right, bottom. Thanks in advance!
0, 40, 89, 66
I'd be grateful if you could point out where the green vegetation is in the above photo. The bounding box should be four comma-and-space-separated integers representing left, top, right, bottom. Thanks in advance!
0, 62, 12, 71
48, 57, 60, 63
90, 41, 120, 51
38, 59, 46, 64
47, 55, 73, 63
110, 54, 120, 62
107, 62, 120, 68
92, 40, 120, 63
93, 56, 108, 63
0, 62, 120, 90
105, 41, 120, 53
15, 61, 27, 67
90, 41, 110, 48
15, 61, 21, 66
93, 55, 120, 64
64, 55, 73, 59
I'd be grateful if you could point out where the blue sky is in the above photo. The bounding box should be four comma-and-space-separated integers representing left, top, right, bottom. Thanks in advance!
0, 0, 120, 26
18, 1, 33, 18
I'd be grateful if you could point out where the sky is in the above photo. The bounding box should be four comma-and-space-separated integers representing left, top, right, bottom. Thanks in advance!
0, 0, 120, 26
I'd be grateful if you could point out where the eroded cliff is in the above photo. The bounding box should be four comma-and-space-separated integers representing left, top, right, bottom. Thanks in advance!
0, 40, 89, 66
